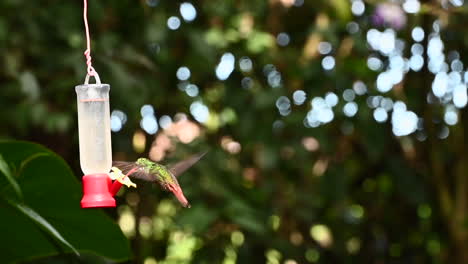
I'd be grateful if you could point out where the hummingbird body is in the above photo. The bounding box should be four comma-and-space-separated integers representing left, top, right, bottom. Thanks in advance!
135, 158, 189, 207
136, 158, 174, 185
114, 152, 206, 208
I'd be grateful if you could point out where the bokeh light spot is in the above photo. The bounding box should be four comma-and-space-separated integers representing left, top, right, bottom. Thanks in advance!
411, 26, 425, 42
293, 90, 307, 105
373, 107, 388, 123
318, 42, 332, 55
180, 2, 197, 22
343, 102, 358, 117
277, 32, 290, 46
322, 56, 335, 71
167, 16, 181, 30
176, 66, 191, 81
216, 53, 235, 80
310, 225, 333, 248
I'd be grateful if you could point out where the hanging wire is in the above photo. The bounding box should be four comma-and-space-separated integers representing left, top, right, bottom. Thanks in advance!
83, 0, 99, 79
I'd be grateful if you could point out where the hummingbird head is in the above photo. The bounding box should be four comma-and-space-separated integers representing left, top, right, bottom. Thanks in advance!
135, 158, 153, 168
166, 183, 191, 208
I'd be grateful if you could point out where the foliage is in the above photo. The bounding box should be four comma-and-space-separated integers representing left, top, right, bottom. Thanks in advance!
1, 0, 468, 263
0, 141, 130, 263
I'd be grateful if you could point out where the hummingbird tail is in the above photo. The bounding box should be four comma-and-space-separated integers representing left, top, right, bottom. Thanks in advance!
167, 183, 191, 208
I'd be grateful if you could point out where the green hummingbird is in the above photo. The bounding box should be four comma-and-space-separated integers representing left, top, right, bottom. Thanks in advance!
113, 152, 206, 208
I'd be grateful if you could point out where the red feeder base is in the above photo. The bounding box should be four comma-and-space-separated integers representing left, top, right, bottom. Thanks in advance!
81, 173, 116, 208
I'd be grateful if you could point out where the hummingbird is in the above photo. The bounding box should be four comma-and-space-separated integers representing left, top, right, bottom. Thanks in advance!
113, 152, 206, 208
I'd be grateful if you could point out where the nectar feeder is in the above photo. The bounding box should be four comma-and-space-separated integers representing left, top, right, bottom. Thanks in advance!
76, 74, 123, 208
76, 0, 126, 208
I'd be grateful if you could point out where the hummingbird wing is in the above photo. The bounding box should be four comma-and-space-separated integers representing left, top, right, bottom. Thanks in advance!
168, 151, 207, 177
112, 161, 157, 181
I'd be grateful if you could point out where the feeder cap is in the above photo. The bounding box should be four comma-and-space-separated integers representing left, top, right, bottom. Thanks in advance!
81, 173, 116, 208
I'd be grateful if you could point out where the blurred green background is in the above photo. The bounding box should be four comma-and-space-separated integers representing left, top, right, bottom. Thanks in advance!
1, 0, 468, 263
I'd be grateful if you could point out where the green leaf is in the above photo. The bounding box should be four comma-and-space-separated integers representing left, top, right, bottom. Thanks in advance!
0, 153, 23, 200
0, 141, 131, 263
5, 199, 79, 256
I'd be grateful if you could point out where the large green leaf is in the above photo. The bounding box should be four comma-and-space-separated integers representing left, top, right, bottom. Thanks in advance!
0, 153, 22, 200
0, 141, 131, 263
4, 200, 79, 257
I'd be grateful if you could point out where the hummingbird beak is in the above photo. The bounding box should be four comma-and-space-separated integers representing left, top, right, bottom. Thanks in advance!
167, 183, 191, 208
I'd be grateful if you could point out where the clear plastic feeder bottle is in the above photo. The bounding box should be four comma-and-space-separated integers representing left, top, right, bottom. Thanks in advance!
76, 80, 112, 174
76, 75, 115, 208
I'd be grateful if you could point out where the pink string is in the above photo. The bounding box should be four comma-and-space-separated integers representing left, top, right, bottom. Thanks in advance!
83, 0, 97, 77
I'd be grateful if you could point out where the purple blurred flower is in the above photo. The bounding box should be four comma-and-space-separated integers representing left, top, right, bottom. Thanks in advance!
372, 3, 407, 30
